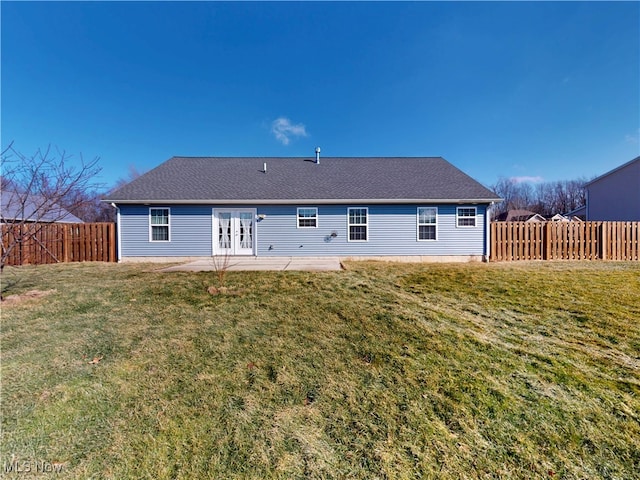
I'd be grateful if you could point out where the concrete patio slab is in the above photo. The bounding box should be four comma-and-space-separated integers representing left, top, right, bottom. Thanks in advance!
158, 256, 343, 272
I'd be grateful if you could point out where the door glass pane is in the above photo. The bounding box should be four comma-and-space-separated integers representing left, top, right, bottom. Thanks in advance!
218, 212, 231, 249
239, 212, 253, 249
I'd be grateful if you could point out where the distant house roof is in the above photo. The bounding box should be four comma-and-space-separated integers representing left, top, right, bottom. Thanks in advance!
495, 209, 545, 222
547, 213, 584, 222
104, 156, 501, 204
565, 205, 586, 219
1, 190, 84, 223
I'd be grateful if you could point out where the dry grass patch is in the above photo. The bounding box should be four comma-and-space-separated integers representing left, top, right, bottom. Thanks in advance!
1, 289, 55, 305
1, 261, 639, 479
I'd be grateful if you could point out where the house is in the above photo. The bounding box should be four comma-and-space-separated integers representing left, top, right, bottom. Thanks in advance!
547, 213, 583, 222
495, 209, 546, 222
585, 156, 640, 221
104, 155, 501, 262
564, 205, 586, 221
1, 189, 84, 224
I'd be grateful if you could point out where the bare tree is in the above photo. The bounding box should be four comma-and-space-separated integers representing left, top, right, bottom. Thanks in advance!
61, 188, 115, 223
57, 164, 146, 223
54, 163, 146, 224
491, 176, 589, 219
113, 164, 144, 191
491, 177, 531, 217
1, 143, 103, 273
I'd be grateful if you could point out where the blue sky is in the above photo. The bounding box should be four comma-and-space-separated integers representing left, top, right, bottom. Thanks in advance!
2, 1, 639, 190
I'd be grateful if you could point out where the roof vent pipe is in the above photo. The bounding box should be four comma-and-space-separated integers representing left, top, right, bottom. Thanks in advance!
263, 162, 267, 173
315, 146, 321, 164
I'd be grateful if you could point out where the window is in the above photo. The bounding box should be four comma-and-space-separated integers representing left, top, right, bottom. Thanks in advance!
150, 208, 170, 241
457, 207, 477, 227
297, 207, 318, 228
348, 207, 368, 241
418, 207, 437, 240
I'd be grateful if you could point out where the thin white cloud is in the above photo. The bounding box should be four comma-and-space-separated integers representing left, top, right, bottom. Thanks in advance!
624, 128, 639, 144
509, 176, 544, 184
271, 117, 308, 145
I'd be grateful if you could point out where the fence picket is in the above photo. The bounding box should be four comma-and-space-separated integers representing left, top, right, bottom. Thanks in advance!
1, 223, 117, 266
490, 221, 640, 262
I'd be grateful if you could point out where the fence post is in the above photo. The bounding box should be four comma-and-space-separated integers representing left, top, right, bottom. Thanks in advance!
110, 223, 117, 262
489, 222, 494, 262
62, 224, 70, 262
544, 222, 551, 260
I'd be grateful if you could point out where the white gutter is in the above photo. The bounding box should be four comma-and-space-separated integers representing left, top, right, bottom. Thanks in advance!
103, 198, 503, 205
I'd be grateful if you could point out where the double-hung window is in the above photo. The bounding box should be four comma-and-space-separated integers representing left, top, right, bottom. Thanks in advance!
348, 207, 368, 241
150, 208, 170, 241
297, 207, 318, 228
418, 207, 437, 240
457, 207, 477, 227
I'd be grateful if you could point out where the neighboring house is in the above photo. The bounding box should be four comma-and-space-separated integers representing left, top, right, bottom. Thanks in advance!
1, 189, 84, 223
104, 156, 501, 262
495, 209, 546, 222
564, 205, 586, 221
547, 214, 584, 222
585, 156, 640, 221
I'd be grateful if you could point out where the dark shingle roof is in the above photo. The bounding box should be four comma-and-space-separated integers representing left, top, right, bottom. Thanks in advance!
104, 156, 500, 204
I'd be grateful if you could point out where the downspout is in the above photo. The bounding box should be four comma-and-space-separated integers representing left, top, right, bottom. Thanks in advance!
111, 203, 122, 262
485, 202, 494, 262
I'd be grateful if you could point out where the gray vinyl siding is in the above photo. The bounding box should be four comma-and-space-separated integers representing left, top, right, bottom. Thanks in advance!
118, 205, 213, 257
256, 204, 487, 256
118, 203, 488, 258
586, 159, 640, 221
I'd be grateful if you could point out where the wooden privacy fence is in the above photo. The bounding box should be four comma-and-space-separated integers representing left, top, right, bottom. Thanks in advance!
490, 221, 640, 261
1, 223, 117, 266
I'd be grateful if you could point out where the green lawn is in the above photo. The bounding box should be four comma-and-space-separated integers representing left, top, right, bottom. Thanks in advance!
1, 261, 639, 479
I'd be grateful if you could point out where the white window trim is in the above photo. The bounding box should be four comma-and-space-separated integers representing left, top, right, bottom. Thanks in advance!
297, 207, 318, 229
149, 207, 171, 242
456, 206, 477, 228
417, 206, 438, 241
347, 207, 368, 242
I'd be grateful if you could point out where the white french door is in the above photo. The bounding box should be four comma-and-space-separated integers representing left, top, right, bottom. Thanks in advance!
213, 209, 256, 256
